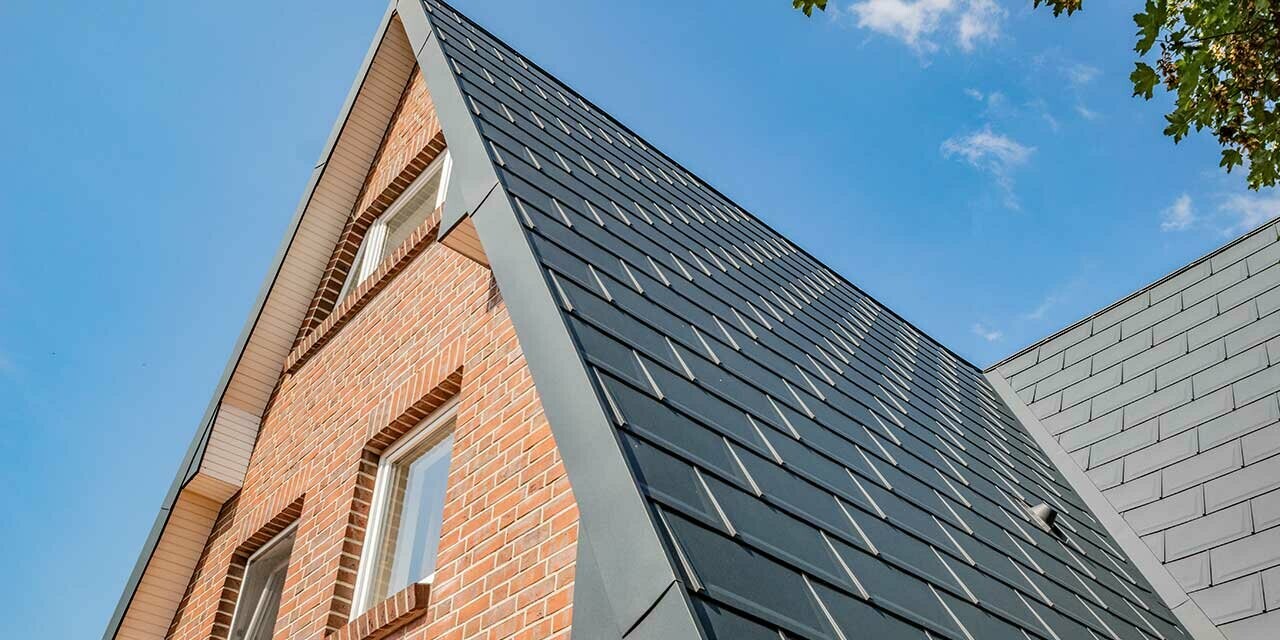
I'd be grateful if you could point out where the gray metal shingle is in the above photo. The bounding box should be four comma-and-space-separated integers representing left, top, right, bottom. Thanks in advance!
1219, 609, 1280, 640
1209, 524, 1280, 584
1231, 367, 1280, 406
1043, 400, 1092, 436
1104, 472, 1162, 511
1199, 394, 1280, 449
1094, 329, 1154, 374
1189, 301, 1257, 351
1066, 324, 1122, 366
1212, 224, 1277, 274
1059, 409, 1123, 453
1124, 429, 1198, 481
1161, 387, 1234, 440
1217, 263, 1280, 312
1225, 311, 1280, 357
1251, 489, 1280, 530
1193, 574, 1264, 624
1165, 503, 1253, 560
1185, 262, 1249, 308
1259, 285, 1280, 317
1151, 261, 1211, 305
1156, 297, 1220, 344
1244, 231, 1280, 275
1010, 351, 1065, 392
1063, 363, 1124, 409
1095, 292, 1151, 333
1262, 565, 1280, 609
1038, 323, 1093, 362
1192, 345, 1270, 397
1125, 379, 1193, 427
1241, 422, 1280, 465
1091, 371, 1156, 417
1034, 358, 1091, 401
1167, 552, 1212, 592
1124, 487, 1205, 535
1090, 419, 1159, 467
1157, 339, 1227, 390
1123, 294, 1183, 339
1204, 453, 1280, 512
1125, 332, 1188, 382
1162, 441, 1244, 495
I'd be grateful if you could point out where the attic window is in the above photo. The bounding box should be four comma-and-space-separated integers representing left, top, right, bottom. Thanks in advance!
337, 150, 452, 304
227, 525, 297, 640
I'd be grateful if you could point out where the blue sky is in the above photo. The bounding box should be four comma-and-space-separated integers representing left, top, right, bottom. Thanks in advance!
0, 1, 1276, 637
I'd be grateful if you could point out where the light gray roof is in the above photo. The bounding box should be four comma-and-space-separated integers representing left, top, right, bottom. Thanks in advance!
992, 219, 1280, 639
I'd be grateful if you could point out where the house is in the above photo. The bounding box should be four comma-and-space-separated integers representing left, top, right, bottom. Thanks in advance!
104, 1, 1280, 639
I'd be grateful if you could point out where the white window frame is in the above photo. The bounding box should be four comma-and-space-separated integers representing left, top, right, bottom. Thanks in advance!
350, 397, 459, 617
226, 522, 298, 640
336, 150, 453, 302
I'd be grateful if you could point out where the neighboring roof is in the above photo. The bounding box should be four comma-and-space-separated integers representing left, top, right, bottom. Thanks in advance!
991, 218, 1280, 640
413, 2, 1193, 639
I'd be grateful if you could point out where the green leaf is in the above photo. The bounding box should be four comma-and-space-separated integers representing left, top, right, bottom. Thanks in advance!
1031, 0, 1083, 16
1133, 3, 1162, 53
1220, 149, 1244, 172
792, 0, 827, 16
1131, 62, 1159, 99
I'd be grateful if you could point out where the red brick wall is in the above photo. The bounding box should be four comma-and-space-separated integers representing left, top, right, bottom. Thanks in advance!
298, 67, 447, 338
164, 69, 578, 640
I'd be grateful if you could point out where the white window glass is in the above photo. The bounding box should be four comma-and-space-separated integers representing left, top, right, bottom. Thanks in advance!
337, 151, 451, 304
228, 526, 296, 640
353, 407, 456, 615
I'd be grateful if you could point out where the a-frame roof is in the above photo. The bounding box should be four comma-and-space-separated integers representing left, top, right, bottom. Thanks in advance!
410, 1, 1196, 638
108, 1, 1213, 639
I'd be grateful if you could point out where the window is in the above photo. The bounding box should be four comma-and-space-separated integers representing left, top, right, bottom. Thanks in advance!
352, 403, 457, 615
227, 525, 296, 640
337, 150, 452, 303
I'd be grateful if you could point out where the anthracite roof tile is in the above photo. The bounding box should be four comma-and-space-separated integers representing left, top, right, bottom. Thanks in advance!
417, 1, 1190, 637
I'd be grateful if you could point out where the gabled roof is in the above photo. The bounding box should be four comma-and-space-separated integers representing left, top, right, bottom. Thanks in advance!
410, 2, 1195, 638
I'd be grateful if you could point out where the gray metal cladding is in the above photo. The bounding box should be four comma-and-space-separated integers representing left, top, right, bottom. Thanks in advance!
994, 220, 1280, 636
418, 2, 1189, 638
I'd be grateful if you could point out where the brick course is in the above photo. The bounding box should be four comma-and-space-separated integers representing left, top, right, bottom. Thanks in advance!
162, 68, 577, 640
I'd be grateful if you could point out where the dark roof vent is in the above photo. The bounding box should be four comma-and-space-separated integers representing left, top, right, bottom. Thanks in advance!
1025, 502, 1059, 533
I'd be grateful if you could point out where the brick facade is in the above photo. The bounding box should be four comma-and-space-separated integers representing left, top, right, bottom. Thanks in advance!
162, 67, 578, 640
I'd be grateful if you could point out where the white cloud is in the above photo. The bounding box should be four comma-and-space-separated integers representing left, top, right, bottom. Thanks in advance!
1024, 98, 1060, 131
965, 88, 985, 100
972, 323, 1003, 342
956, 0, 1003, 51
1064, 63, 1100, 88
1021, 293, 1059, 321
1160, 194, 1196, 232
941, 126, 1035, 209
1075, 104, 1100, 120
842, 0, 1004, 54
1219, 191, 1280, 236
